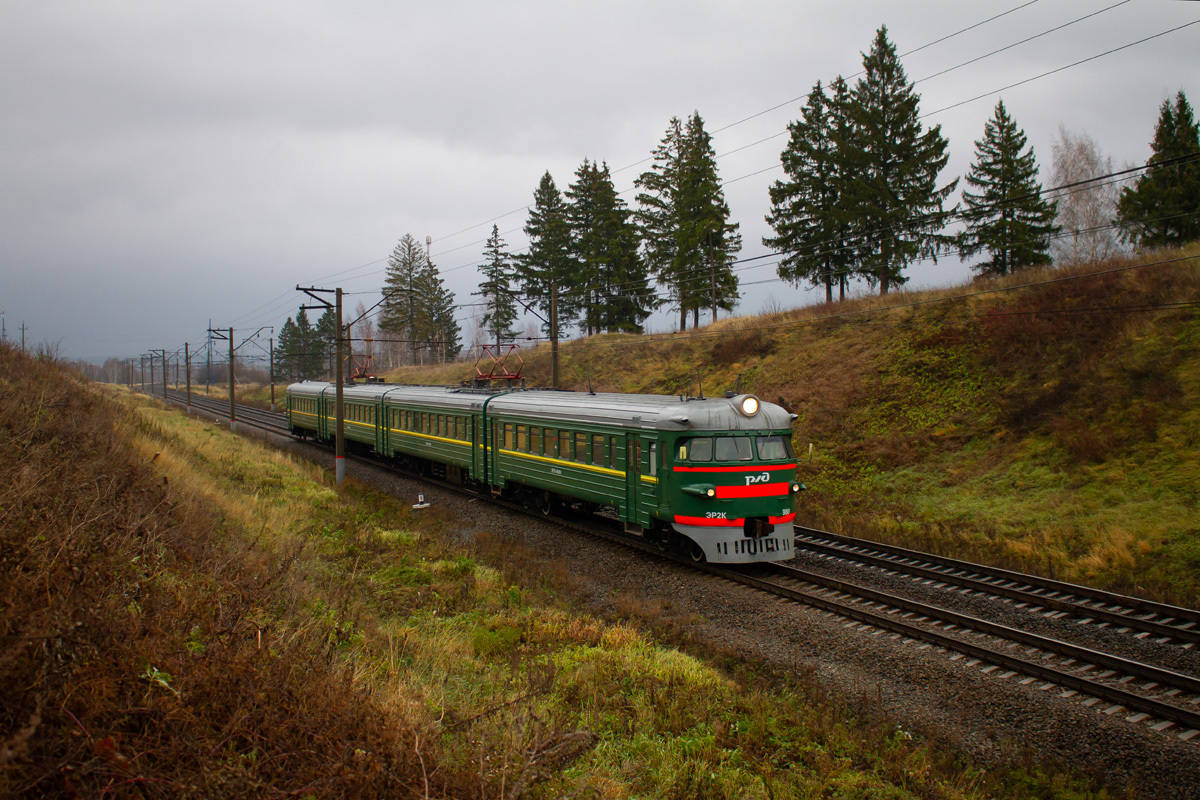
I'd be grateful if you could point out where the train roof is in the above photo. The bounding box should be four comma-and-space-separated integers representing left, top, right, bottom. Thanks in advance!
286, 381, 793, 432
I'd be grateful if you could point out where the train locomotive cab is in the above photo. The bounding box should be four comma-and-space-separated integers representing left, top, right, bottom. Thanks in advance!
663, 394, 800, 564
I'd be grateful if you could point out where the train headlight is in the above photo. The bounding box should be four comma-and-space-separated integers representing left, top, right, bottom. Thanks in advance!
791, 483, 805, 493
706, 488, 716, 498
736, 394, 760, 417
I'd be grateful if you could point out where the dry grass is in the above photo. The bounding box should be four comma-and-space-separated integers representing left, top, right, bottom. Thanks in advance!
0, 348, 446, 797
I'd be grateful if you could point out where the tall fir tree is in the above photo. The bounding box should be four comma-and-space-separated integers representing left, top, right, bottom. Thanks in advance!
636, 112, 740, 329
764, 78, 855, 303
516, 171, 576, 341
380, 233, 429, 365
1118, 90, 1200, 249
635, 117, 687, 323
292, 307, 322, 380
844, 26, 956, 294
419, 257, 461, 362
314, 307, 337, 378
959, 100, 1058, 276
564, 159, 655, 334
274, 315, 301, 381
475, 224, 520, 348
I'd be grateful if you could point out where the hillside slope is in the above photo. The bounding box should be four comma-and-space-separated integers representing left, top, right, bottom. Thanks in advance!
391, 245, 1200, 605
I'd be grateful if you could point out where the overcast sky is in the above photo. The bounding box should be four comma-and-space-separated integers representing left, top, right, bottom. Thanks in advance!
2, 0, 1197, 363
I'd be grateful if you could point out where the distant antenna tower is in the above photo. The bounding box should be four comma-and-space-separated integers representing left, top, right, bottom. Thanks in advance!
425, 235, 432, 259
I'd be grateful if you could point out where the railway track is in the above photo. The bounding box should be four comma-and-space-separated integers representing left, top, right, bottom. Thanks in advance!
141, 386, 1200, 742
792, 526, 1200, 648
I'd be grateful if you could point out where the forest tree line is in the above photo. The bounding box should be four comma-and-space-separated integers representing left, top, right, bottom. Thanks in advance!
274, 25, 1199, 381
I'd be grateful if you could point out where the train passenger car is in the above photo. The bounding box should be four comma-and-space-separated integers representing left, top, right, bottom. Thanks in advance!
285, 381, 801, 564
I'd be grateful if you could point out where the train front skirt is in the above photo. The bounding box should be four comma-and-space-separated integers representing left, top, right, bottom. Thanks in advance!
672, 516, 796, 563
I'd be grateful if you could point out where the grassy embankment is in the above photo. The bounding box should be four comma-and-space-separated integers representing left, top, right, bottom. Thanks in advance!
2, 346, 1119, 797
389, 245, 1200, 607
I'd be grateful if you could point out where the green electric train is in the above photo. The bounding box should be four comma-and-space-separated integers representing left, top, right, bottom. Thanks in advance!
286, 382, 802, 563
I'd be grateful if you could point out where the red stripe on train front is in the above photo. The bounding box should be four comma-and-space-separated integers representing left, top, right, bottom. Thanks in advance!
673, 463, 796, 473
714, 482, 790, 499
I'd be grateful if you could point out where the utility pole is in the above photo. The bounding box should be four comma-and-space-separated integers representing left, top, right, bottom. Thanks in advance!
161, 350, 168, 402
206, 320, 212, 396
228, 328, 235, 430
550, 281, 559, 389
297, 285, 346, 484
148, 353, 155, 392
336, 289, 344, 483
207, 328, 236, 431
185, 343, 192, 413
269, 337, 275, 411
21, 323, 27, 354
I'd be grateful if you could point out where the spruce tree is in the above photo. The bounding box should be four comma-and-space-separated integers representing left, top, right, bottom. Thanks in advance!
314, 307, 337, 378
635, 117, 688, 326
959, 100, 1058, 276
636, 112, 740, 329
680, 112, 740, 325
275, 316, 300, 381
844, 26, 956, 294
420, 258, 461, 362
765, 78, 855, 303
475, 225, 520, 348
293, 307, 321, 380
564, 159, 655, 334
516, 171, 576, 339
380, 233, 428, 365
1118, 90, 1200, 248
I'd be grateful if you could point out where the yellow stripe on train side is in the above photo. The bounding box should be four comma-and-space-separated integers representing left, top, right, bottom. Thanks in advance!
292, 413, 659, 484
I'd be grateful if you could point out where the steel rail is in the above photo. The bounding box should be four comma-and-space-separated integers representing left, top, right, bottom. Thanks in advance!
793, 529, 1200, 646
796, 526, 1200, 633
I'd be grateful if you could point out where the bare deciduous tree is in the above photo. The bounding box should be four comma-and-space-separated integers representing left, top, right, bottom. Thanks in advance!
1049, 125, 1125, 265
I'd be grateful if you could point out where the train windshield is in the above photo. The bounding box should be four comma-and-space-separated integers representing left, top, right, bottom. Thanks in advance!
714, 437, 753, 461
756, 435, 794, 460
680, 435, 792, 462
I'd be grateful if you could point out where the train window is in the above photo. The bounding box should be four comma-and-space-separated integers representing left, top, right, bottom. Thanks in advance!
560, 431, 571, 460
591, 434, 606, 467
610, 436, 617, 467
715, 436, 754, 461
545, 429, 556, 457
575, 433, 588, 462
517, 425, 527, 451
632, 440, 641, 473
756, 435, 794, 460
679, 437, 713, 462
649, 442, 658, 477
530, 427, 541, 454
504, 423, 514, 450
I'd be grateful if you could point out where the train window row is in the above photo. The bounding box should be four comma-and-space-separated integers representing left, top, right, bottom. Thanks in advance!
294, 397, 318, 414
676, 434, 796, 465
346, 404, 375, 424
677, 435, 794, 463
390, 409, 470, 442
502, 423, 621, 469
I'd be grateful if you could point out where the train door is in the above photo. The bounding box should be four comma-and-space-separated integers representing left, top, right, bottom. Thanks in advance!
318, 388, 331, 439
470, 414, 484, 482
637, 435, 660, 528
625, 434, 642, 530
